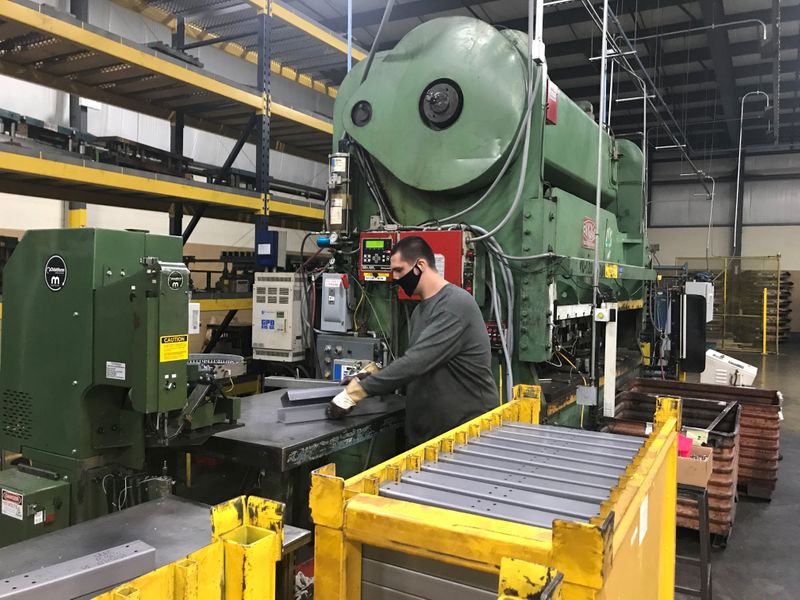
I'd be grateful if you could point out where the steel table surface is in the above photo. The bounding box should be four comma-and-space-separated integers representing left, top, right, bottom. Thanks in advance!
205, 389, 405, 471
0, 495, 310, 579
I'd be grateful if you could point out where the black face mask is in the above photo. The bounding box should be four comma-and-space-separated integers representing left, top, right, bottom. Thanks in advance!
396, 262, 422, 296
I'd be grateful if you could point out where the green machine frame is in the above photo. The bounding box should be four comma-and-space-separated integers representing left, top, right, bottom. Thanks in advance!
329, 17, 655, 423
0, 228, 235, 545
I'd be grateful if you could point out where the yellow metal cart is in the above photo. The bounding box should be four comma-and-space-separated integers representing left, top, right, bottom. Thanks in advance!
310, 386, 679, 599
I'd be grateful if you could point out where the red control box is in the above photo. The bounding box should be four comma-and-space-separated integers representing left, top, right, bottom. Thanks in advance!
397, 230, 474, 300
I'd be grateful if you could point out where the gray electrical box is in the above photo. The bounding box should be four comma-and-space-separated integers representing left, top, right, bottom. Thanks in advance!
320, 273, 353, 332
315, 334, 386, 380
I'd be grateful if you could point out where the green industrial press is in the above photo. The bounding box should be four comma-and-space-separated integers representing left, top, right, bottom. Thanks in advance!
0, 228, 240, 546
324, 16, 655, 424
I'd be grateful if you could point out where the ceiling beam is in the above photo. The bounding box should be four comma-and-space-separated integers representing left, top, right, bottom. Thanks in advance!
322, 0, 487, 32
699, 0, 740, 145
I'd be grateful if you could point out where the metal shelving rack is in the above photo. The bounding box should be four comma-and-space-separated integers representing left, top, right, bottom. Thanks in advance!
0, 0, 359, 235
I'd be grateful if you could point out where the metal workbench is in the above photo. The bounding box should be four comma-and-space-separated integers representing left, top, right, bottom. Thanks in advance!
206, 389, 405, 471
0, 495, 309, 599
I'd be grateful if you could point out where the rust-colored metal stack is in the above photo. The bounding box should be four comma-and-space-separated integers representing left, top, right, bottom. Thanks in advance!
606, 386, 741, 541
622, 379, 782, 500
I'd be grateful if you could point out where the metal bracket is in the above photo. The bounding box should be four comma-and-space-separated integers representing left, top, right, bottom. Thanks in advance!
0, 541, 155, 599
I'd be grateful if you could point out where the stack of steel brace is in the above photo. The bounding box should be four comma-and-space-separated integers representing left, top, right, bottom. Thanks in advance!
378, 423, 643, 527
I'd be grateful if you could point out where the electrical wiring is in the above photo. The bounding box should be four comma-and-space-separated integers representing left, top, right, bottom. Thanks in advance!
557, 350, 587, 385
353, 287, 366, 330
350, 277, 397, 360
488, 252, 514, 401
469, 69, 541, 243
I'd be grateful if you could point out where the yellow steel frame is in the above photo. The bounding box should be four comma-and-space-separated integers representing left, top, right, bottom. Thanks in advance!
270, 2, 367, 62
311, 386, 679, 600
0, 150, 262, 211
268, 198, 325, 220
93, 496, 284, 600
0, 150, 324, 222
195, 298, 253, 312
67, 206, 87, 228
270, 102, 333, 135
0, 1, 261, 110
112, 0, 366, 99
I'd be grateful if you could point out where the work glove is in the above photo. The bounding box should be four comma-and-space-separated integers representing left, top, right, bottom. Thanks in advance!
340, 361, 380, 385
326, 378, 369, 420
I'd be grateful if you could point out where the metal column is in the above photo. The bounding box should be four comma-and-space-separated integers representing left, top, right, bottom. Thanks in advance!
67, 0, 88, 229
733, 149, 745, 257
169, 16, 186, 238
256, 6, 271, 214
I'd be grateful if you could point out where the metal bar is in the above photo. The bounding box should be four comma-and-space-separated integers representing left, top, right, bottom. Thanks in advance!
481, 431, 636, 461
699, 0, 740, 145
256, 8, 270, 212
263, 376, 340, 389
347, 0, 352, 71
181, 204, 207, 244
471, 438, 631, 468
422, 461, 610, 503
508, 421, 644, 444
218, 113, 257, 183
281, 386, 340, 405
495, 425, 644, 451
362, 558, 495, 600
589, 0, 609, 388
203, 309, 237, 353
182, 31, 258, 50
364, 546, 498, 593
0, 541, 155, 600
399, 470, 601, 519
169, 202, 183, 236
277, 396, 404, 424
703, 399, 737, 433
440, 451, 619, 488
499, 424, 644, 451
454, 445, 625, 478
379, 481, 584, 529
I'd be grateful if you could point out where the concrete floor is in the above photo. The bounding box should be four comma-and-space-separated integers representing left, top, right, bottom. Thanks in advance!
678, 345, 799, 599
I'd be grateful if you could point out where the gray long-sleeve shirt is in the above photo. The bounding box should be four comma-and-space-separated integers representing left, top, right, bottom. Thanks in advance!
361, 284, 499, 446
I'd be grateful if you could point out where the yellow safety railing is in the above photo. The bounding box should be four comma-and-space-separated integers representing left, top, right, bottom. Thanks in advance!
93, 496, 284, 600
310, 385, 679, 600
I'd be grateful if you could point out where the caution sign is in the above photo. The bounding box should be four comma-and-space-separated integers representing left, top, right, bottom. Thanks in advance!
2, 489, 23, 520
159, 334, 189, 362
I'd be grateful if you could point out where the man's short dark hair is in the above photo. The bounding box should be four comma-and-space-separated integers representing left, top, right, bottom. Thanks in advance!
391, 236, 436, 271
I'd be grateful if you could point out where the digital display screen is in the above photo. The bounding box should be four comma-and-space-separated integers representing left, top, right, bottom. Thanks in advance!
365, 240, 386, 249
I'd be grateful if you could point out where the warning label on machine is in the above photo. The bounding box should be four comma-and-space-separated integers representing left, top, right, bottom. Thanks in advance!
105, 361, 126, 380
159, 335, 189, 362
1, 489, 23, 520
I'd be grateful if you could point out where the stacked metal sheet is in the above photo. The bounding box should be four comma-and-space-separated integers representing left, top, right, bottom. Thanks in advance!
378, 424, 643, 530
609, 387, 741, 541
621, 379, 782, 499
738, 270, 792, 345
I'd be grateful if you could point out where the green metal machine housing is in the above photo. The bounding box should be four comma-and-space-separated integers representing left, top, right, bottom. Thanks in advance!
328, 17, 655, 422
0, 229, 239, 545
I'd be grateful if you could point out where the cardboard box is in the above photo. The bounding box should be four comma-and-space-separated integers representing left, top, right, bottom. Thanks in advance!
677, 445, 714, 488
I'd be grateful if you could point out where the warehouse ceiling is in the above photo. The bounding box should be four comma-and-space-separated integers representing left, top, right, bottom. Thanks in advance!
281, 0, 800, 157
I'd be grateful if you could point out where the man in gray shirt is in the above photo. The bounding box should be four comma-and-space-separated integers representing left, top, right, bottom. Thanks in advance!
327, 236, 499, 446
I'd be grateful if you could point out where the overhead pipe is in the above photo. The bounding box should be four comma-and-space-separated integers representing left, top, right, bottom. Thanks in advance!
634, 19, 768, 42
733, 90, 770, 256
589, 0, 609, 389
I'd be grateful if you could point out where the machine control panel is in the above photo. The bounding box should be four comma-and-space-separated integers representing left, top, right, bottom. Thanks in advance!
358, 232, 398, 281
485, 320, 507, 351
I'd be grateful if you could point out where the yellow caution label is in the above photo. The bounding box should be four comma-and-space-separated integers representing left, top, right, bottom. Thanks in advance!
604, 264, 619, 279
159, 334, 189, 362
